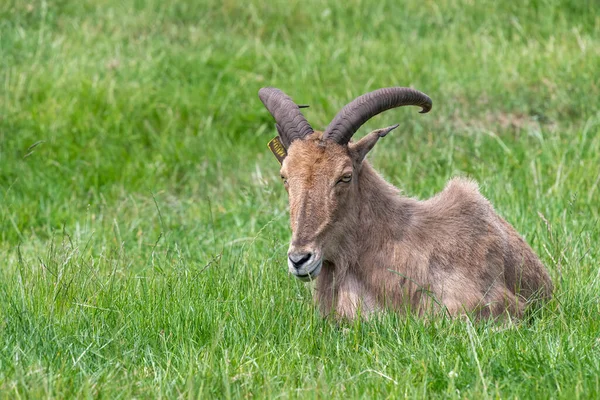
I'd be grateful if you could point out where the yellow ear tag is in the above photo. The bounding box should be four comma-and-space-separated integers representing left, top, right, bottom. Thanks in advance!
267, 136, 287, 164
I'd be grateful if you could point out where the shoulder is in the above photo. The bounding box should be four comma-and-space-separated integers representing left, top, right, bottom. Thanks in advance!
424, 177, 495, 220
442, 177, 482, 200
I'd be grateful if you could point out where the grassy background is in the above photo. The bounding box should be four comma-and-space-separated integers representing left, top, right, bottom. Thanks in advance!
1, 0, 599, 397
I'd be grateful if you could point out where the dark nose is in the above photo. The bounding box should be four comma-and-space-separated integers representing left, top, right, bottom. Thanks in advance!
288, 252, 312, 269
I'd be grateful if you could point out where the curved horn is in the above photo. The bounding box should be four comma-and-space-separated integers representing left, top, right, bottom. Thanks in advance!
322, 87, 432, 145
258, 88, 314, 148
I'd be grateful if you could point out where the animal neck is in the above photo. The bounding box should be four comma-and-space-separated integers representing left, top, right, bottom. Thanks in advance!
356, 160, 412, 232
315, 161, 415, 316
328, 161, 413, 268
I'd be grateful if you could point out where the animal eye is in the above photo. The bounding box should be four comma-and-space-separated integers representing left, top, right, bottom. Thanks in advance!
281, 175, 288, 185
337, 173, 352, 184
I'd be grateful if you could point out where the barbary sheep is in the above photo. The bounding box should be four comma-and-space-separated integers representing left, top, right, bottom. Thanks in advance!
258, 86, 553, 320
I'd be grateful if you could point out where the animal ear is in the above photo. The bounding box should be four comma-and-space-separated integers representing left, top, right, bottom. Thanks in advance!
349, 124, 399, 162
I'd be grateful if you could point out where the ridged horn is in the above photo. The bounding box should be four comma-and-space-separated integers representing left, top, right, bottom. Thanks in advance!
322, 87, 432, 145
258, 88, 314, 148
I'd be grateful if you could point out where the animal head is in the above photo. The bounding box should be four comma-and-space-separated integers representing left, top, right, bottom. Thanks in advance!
259, 87, 432, 281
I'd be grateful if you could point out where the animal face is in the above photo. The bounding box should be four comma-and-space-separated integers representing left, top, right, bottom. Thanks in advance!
279, 133, 357, 280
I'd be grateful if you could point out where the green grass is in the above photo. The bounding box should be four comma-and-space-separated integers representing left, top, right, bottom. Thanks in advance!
1, 0, 599, 397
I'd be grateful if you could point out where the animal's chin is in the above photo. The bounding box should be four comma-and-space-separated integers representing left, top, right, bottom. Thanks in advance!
293, 259, 323, 282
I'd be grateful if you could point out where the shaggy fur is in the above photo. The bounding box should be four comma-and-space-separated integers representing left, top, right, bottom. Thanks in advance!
280, 131, 553, 320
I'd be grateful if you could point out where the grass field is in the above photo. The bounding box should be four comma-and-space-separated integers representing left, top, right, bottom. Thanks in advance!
1, 0, 599, 397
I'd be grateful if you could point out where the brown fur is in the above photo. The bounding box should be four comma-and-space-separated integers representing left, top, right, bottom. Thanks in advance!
280, 131, 553, 320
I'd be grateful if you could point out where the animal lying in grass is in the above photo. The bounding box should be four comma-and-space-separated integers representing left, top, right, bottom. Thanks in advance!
258, 87, 553, 320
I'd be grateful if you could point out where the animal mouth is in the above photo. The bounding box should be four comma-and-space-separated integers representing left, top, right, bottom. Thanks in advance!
294, 258, 323, 282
